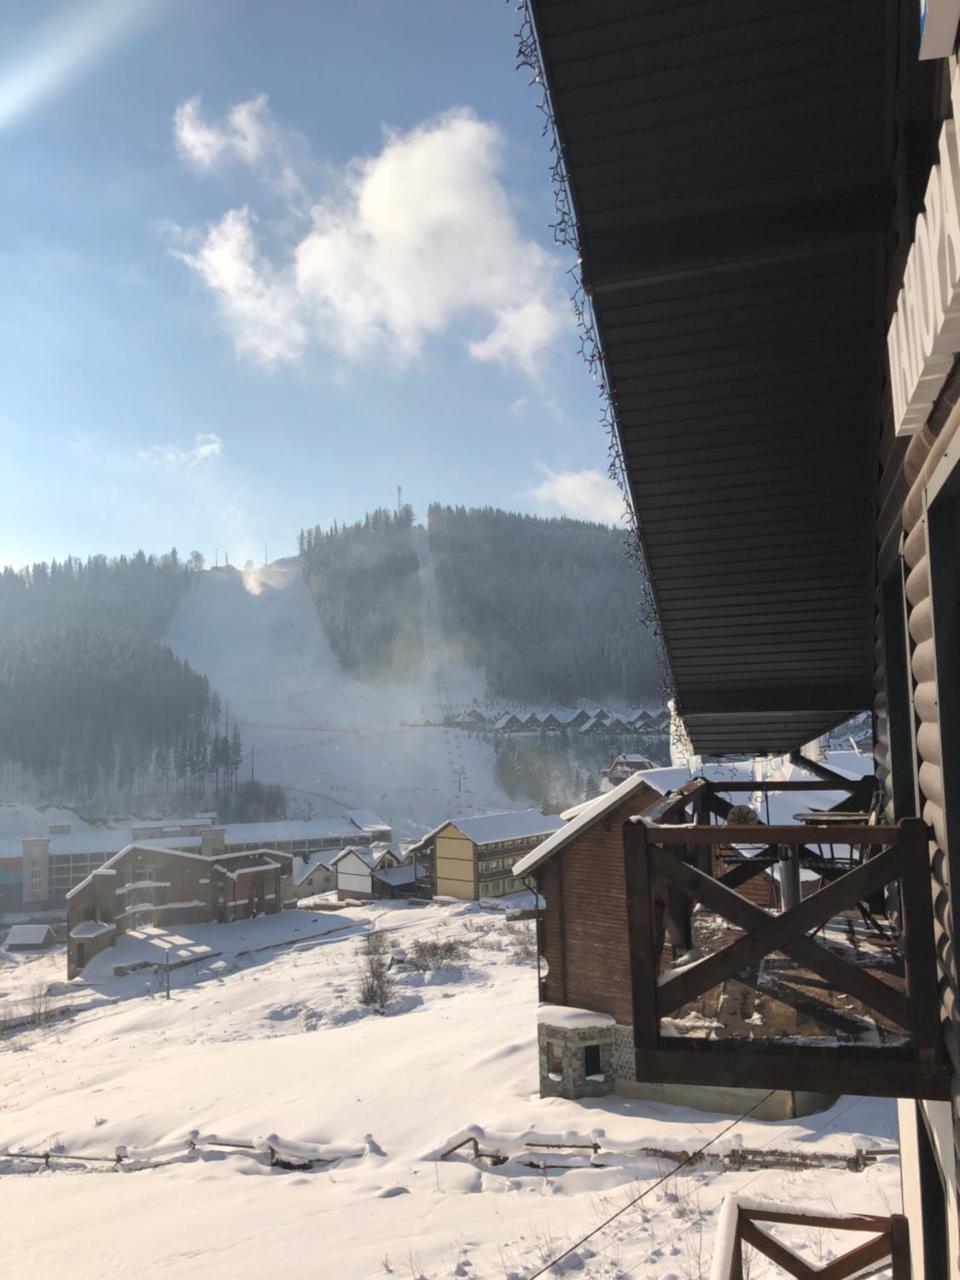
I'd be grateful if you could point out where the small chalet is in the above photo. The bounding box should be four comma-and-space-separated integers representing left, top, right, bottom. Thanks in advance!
494, 712, 524, 732
604, 753, 656, 788
563, 710, 591, 731
332, 844, 417, 901
3, 923, 55, 951
289, 852, 338, 900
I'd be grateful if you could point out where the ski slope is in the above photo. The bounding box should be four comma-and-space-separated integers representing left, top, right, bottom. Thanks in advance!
165, 562, 518, 835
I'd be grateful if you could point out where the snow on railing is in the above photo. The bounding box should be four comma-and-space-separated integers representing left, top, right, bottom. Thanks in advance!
0, 1131, 382, 1175
428, 1125, 891, 1175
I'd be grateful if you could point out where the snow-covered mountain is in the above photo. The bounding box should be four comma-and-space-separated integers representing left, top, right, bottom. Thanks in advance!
165, 561, 519, 835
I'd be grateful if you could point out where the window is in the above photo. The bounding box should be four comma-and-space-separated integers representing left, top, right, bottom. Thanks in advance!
583, 1044, 602, 1078
546, 1041, 562, 1076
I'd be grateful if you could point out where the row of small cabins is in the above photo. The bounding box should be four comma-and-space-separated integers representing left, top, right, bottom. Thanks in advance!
454, 707, 670, 734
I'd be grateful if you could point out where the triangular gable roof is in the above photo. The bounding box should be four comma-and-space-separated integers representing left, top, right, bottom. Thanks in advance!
65, 841, 211, 900
329, 845, 374, 869
512, 773, 669, 879
450, 810, 563, 846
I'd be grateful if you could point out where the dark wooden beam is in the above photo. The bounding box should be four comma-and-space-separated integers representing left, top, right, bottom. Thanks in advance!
653, 846, 912, 1027
633, 1044, 950, 1100
623, 821, 659, 1052
648, 822, 897, 846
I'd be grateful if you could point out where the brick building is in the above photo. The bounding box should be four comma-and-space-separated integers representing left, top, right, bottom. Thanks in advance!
66, 832, 293, 978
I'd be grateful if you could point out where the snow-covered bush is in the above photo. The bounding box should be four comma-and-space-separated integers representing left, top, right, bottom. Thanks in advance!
408, 937, 466, 971
358, 931, 395, 1011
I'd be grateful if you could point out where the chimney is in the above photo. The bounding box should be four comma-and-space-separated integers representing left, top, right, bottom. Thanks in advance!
201, 827, 226, 856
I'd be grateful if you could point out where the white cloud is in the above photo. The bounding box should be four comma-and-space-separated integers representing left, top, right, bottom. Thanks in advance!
468, 299, 564, 378
170, 100, 567, 376
175, 94, 269, 170
137, 432, 224, 466
173, 208, 305, 365
530, 466, 626, 525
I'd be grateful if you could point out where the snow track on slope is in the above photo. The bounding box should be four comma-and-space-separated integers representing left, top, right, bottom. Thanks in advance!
165, 562, 513, 833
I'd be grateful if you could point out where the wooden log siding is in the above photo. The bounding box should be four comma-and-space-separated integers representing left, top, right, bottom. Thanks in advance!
537, 792, 646, 1027
897, 403, 960, 1103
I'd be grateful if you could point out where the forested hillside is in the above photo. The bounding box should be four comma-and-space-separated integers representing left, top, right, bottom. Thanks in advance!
428, 505, 662, 705
0, 552, 238, 804
299, 506, 424, 682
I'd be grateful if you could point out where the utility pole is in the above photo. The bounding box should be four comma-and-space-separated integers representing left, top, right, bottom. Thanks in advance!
264, 542, 268, 566
250, 745, 256, 783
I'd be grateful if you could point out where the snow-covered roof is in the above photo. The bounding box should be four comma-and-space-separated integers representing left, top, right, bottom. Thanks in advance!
214, 860, 280, 881
513, 773, 666, 878
517, 752, 872, 880
536, 1004, 616, 1030
291, 853, 337, 884
4, 924, 55, 947
0, 816, 363, 860
373, 864, 418, 886
345, 809, 392, 834
329, 845, 374, 869
69, 920, 115, 939
450, 810, 563, 847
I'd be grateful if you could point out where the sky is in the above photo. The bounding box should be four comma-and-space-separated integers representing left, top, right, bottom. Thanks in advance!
0, 0, 625, 569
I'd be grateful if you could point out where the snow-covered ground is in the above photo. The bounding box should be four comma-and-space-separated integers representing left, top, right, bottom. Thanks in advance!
0, 902, 901, 1278
165, 562, 520, 835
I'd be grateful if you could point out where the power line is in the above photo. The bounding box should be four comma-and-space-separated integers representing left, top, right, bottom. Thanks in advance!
523, 1088, 778, 1280
583, 1091, 878, 1277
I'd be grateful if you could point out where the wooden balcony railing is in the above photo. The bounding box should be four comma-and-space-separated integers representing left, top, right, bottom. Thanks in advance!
711, 1197, 910, 1279
623, 779, 948, 1099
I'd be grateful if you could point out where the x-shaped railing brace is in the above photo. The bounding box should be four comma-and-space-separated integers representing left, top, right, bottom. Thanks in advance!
650, 842, 913, 1030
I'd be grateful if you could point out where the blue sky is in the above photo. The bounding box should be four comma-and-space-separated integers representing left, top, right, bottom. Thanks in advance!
0, 0, 622, 569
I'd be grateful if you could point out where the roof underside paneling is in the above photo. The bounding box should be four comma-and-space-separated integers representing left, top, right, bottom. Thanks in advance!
530, 0, 904, 755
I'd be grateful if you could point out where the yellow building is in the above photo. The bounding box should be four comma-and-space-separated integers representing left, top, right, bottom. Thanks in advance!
423, 810, 563, 900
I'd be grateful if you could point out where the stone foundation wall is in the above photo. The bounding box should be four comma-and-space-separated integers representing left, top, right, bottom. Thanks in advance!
537, 1017, 833, 1119
537, 1021, 617, 1099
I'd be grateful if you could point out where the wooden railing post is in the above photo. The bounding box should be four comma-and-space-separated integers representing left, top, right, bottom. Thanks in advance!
889, 1214, 911, 1279
624, 820, 659, 1054
898, 816, 944, 1069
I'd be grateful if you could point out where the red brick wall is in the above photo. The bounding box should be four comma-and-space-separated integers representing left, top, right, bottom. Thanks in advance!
538, 793, 650, 1026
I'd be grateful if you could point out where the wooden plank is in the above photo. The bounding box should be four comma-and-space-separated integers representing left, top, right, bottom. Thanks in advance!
632, 1044, 950, 1099
654, 844, 905, 1014
707, 780, 859, 793
743, 1209, 893, 1231
717, 855, 777, 888
739, 1218, 816, 1278
896, 817, 944, 1056
818, 1232, 895, 1280
623, 821, 659, 1050
652, 842, 901, 939
648, 823, 898, 845
889, 1214, 911, 1280
784, 934, 913, 1031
